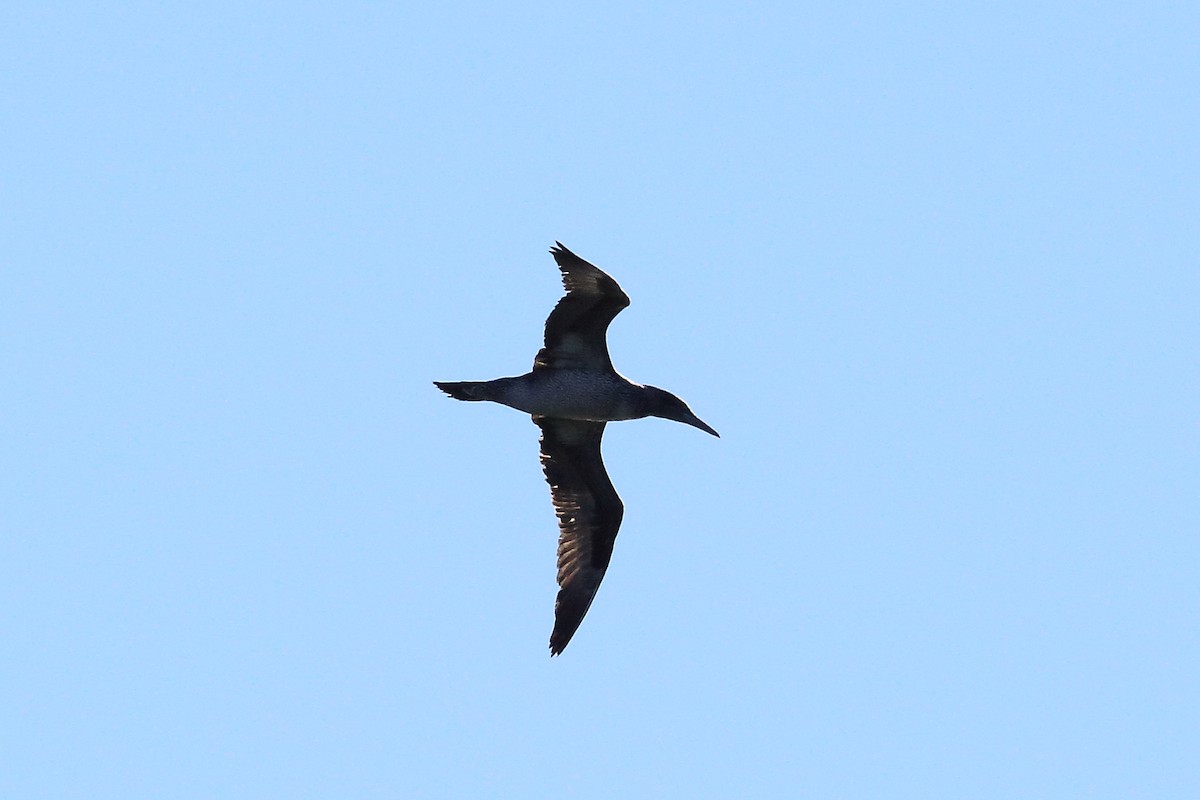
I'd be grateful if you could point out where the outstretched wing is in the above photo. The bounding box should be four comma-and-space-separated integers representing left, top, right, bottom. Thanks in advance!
535, 416, 624, 655
534, 243, 631, 372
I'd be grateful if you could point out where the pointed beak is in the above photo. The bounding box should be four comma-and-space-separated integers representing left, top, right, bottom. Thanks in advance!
685, 413, 720, 438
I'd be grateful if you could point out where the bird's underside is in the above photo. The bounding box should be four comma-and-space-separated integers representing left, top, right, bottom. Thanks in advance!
434, 242, 716, 655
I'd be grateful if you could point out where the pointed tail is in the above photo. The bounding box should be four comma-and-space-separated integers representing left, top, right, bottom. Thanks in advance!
433, 380, 491, 401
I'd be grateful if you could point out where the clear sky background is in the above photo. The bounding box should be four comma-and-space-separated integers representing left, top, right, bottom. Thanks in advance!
3, 3, 1196, 798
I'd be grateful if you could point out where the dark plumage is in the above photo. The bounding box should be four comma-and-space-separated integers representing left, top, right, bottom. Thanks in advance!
434, 243, 718, 655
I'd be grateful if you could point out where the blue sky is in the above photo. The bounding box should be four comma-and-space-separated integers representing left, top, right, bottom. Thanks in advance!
3, 3, 1196, 797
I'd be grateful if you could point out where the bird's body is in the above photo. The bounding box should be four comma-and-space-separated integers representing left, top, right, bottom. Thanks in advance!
436, 370, 674, 422
434, 243, 717, 655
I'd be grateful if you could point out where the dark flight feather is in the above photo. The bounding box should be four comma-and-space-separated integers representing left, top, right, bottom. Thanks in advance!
534, 242, 631, 372
536, 416, 624, 655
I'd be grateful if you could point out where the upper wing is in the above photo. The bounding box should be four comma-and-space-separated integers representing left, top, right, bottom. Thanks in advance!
534, 243, 631, 372
535, 416, 625, 655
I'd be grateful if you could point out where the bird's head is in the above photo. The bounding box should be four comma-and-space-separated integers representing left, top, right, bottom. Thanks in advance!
643, 386, 719, 437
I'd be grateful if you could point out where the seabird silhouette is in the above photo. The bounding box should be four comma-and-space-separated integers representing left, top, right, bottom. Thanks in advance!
434, 243, 718, 655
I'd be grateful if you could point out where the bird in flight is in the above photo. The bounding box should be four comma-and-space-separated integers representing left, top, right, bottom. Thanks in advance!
434, 243, 718, 655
